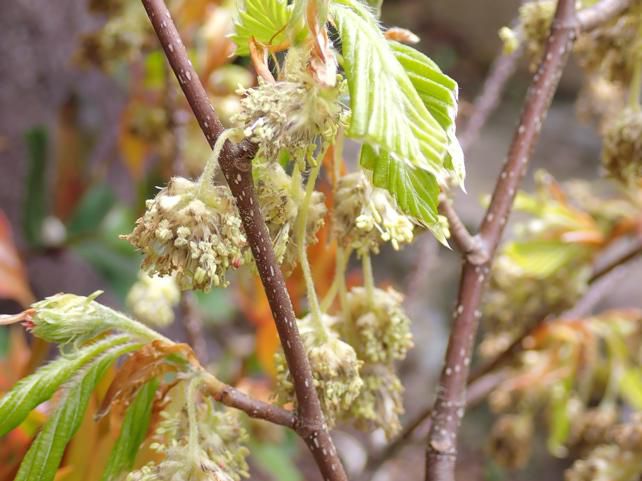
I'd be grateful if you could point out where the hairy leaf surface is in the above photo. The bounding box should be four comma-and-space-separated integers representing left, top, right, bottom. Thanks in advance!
0, 334, 133, 437
231, 0, 291, 56
101, 379, 159, 481
14, 342, 140, 481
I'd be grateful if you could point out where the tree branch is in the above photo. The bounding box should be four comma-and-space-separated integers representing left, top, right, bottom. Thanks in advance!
139, 1, 347, 479
201, 372, 296, 429
425, 1, 578, 479
439, 197, 488, 265
578, 0, 633, 31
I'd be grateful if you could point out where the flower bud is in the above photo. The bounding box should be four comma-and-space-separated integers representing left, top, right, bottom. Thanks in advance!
126, 272, 180, 327
123, 177, 247, 291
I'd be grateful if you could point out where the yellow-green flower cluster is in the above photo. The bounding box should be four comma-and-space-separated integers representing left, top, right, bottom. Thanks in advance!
128, 393, 249, 481
575, 5, 642, 86
346, 364, 405, 439
254, 162, 327, 271
518, 0, 556, 69
126, 271, 180, 327
274, 314, 363, 426
602, 107, 642, 184
234, 79, 344, 162
123, 177, 246, 291
488, 414, 534, 469
338, 286, 413, 364
333, 172, 414, 254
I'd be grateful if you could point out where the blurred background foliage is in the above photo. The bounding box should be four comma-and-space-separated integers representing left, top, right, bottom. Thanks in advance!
1, 0, 642, 480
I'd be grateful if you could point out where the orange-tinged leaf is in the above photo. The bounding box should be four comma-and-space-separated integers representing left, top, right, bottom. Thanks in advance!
0, 211, 34, 307
97, 340, 195, 420
118, 108, 150, 180
256, 322, 279, 377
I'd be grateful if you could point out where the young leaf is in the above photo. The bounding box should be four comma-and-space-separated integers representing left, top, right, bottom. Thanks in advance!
389, 40, 464, 186
330, 0, 453, 181
14, 342, 140, 481
231, 0, 291, 56
0, 334, 135, 437
101, 379, 159, 481
503, 240, 588, 278
360, 144, 447, 243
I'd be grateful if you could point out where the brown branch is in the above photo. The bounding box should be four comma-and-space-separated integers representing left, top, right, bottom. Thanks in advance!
201, 372, 296, 429
578, 0, 633, 31
424, 1, 578, 480
439, 197, 488, 265
139, 2, 347, 479
589, 237, 642, 283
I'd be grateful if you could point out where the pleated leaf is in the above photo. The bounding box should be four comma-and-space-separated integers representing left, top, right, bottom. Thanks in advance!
0, 334, 133, 437
330, 0, 453, 181
360, 144, 447, 243
231, 0, 291, 56
14, 342, 140, 481
101, 379, 159, 481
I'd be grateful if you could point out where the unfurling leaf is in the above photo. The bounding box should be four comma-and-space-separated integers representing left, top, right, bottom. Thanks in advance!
101, 379, 159, 481
330, 0, 462, 237
14, 341, 140, 481
231, 0, 292, 56
0, 334, 136, 437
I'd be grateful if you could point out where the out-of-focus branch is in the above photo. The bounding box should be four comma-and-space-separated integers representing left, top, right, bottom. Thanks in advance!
578, 0, 633, 31
179, 293, 208, 364
139, 1, 347, 479
425, 1, 578, 479
458, 46, 523, 153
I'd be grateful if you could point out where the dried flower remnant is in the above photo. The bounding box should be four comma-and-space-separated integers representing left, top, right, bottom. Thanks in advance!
333, 172, 414, 255
123, 177, 247, 291
338, 286, 413, 364
127, 271, 180, 327
274, 314, 363, 426
602, 107, 642, 184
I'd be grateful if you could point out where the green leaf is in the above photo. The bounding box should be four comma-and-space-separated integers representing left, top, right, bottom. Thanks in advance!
101, 379, 159, 481
619, 368, 642, 409
360, 144, 447, 242
0, 334, 133, 437
330, 0, 456, 182
504, 240, 584, 278
23, 127, 48, 246
389, 40, 464, 186
14, 341, 140, 481
231, 0, 291, 56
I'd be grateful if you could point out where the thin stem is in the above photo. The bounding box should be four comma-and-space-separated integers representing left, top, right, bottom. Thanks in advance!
425, 1, 578, 479
628, 23, 642, 108
362, 252, 375, 301
321, 246, 350, 312
197, 129, 238, 195
296, 160, 325, 333
577, 0, 633, 31
179, 293, 209, 364
201, 371, 296, 428
336, 247, 351, 320
439, 197, 488, 265
139, 1, 347, 479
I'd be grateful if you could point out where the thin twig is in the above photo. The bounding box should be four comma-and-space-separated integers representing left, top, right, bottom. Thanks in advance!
439, 197, 488, 265
201, 372, 296, 428
577, 0, 633, 31
139, 2, 347, 479
589, 237, 642, 283
424, 1, 578, 479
